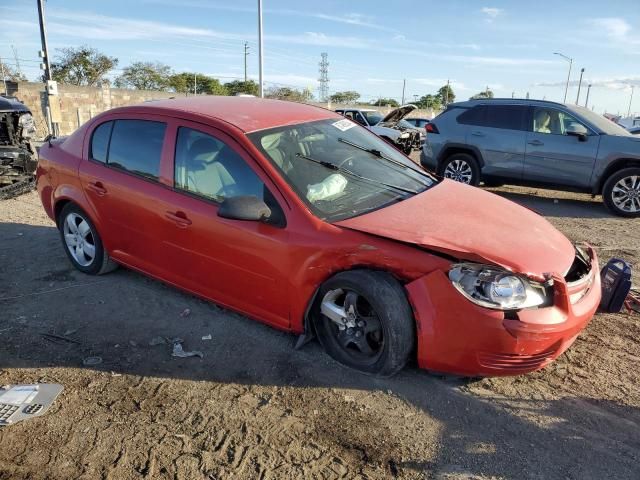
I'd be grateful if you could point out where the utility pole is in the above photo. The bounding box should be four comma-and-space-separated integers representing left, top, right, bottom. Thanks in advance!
37, 0, 52, 81
444, 79, 450, 106
553, 52, 572, 103
629, 86, 635, 118
511, 91, 515, 98
576, 68, 585, 104
318, 53, 329, 102
584, 84, 592, 108
243, 42, 250, 82
401, 79, 406, 105
11, 45, 22, 79
194, 72, 197, 95
258, 0, 264, 98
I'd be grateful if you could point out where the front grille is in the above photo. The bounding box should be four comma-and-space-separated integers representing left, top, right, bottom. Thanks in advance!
478, 344, 559, 371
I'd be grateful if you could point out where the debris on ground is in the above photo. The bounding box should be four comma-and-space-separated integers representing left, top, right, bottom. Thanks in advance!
201, 334, 212, 341
179, 308, 191, 318
82, 356, 102, 366
149, 336, 167, 346
171, 340, 203, 359
0, 384, 63, 426
41, 333, 81, 345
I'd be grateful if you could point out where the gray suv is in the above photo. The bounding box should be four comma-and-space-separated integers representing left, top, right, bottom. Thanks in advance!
421, 99, 640, 217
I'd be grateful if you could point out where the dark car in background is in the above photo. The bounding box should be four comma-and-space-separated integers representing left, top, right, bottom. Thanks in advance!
421, 99, 640, 217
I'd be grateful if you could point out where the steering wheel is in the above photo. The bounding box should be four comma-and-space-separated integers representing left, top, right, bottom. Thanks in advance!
336, 154, 360, 169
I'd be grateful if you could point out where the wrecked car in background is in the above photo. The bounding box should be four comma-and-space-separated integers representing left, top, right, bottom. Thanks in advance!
335, 105, 421, 154
0, 95, 38, 199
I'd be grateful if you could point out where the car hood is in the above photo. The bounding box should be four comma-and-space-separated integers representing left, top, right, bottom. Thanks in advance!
335, 180, 575, 278
381, 104, 417, 125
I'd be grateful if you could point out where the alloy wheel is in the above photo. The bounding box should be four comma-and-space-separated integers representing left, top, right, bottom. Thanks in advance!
611, 175, 640, 213
444, 159, 473, 184
320, 288, 384, 363
63, 212, 96, 267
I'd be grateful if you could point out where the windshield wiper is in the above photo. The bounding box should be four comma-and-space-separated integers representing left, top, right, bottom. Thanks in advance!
295, 153, 419, 195
337, 137, 434, 183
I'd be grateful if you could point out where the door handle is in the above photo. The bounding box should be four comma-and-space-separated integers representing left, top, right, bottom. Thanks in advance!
165, 211, 192, 227
87, 181, 107, 196
471, 131, 485, 137
528, 140, 544, 146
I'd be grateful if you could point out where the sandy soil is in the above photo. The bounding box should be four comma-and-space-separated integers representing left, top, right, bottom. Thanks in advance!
1, 183, 639, 479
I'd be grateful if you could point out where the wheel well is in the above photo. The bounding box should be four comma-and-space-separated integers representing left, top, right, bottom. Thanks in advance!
438, 147, 482, 173
53, 199, 72, 227
597, 159, 640, 194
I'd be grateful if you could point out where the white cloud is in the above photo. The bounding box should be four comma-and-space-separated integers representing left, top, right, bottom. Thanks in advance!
589, 18, 631, 39
536, 76, 640, 90
481, 7, 504, 21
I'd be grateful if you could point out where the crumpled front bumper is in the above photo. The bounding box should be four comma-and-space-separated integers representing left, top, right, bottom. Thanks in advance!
405, 247, 601, 377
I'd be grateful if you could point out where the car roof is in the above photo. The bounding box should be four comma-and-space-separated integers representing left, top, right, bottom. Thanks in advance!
449, 98, 568, 109
107, 96, 339, 133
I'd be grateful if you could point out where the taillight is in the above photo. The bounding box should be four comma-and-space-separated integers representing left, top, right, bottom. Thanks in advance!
425, 123, 439, 134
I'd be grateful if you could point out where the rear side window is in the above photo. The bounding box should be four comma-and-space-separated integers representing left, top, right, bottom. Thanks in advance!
457, 106, 487, 126
107, 120, 166, 180
484, 105, 527, 130
90, 121, 113, 163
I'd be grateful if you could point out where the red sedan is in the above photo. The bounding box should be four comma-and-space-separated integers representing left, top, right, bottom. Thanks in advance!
36, 97, 600, 377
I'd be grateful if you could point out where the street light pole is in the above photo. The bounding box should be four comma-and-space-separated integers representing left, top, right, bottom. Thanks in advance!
629, 86, 635, 118
258, 0, 264, 98
584, 84, 592, 108
576, 68, 585, 105
553, 52, 572, 103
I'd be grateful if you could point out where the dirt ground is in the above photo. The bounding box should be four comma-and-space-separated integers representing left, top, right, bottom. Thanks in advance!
1, 178, 640, 479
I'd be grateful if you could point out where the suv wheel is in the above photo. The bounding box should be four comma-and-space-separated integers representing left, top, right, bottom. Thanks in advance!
602, 167, 640, 217
441, 153, 480, 186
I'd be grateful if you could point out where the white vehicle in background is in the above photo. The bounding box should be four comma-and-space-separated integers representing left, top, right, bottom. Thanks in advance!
335, 105, 420, 154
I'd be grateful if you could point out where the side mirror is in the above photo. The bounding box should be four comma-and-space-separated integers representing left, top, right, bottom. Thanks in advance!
566, 123, 589, 141
218, 196, 271, 222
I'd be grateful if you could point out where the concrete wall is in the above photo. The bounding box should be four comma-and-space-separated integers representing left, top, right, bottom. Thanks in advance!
6, 81, 437, 139
7, 81, 178, 139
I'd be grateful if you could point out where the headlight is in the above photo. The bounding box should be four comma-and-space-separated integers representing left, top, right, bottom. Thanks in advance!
18, 113, 36, 139
399, 132, 410, 138
448, 263, 553, 310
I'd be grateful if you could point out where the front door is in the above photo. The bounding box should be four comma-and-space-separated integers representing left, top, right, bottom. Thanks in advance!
159, 122, 291, 328
523, 106, 600, 188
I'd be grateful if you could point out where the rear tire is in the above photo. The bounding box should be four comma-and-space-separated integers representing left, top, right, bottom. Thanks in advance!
58, 203, 118, 275
602, 167, 640, 217
441, 153, 480, 186
313, 270, 415, 377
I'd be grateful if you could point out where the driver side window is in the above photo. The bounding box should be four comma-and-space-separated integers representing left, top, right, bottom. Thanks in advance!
532, 107, 588, 136
174, 127, 264, 202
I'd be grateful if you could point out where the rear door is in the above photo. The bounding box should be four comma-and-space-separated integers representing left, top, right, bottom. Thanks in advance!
460, 104, 528, 179
523, 106, 600, 188
79, 115, 172, 276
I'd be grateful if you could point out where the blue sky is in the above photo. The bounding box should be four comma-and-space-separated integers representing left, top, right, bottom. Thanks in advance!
1, 0, 639, 115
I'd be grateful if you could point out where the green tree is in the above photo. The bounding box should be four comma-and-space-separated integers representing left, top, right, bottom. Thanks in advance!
224, 80, 259, 96
372, 97, 400, 107
51, 45, 118, 86
169, 73, 228, 95
0, 59, 27, 82
415, 94, 442, 110
470, 89, 494, 100
436, 84, 455, 105
265, 86, 312, 102
114, 62, 172, 91
329, 90, 361, 104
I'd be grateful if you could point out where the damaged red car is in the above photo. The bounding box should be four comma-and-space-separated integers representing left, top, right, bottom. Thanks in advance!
37, 97, 601, 377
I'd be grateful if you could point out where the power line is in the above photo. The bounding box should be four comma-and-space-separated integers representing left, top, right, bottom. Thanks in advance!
318, 52, 329, 102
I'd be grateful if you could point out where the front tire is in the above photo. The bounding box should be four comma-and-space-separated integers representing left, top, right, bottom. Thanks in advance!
313, 270, 415, 377
602, 167, 640, 217
441, 153, 480, 186
58, 203, 118, 275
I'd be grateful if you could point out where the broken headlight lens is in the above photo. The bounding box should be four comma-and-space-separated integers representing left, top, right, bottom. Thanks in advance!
448, 263, 552, 310
18, 113, 36, 139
